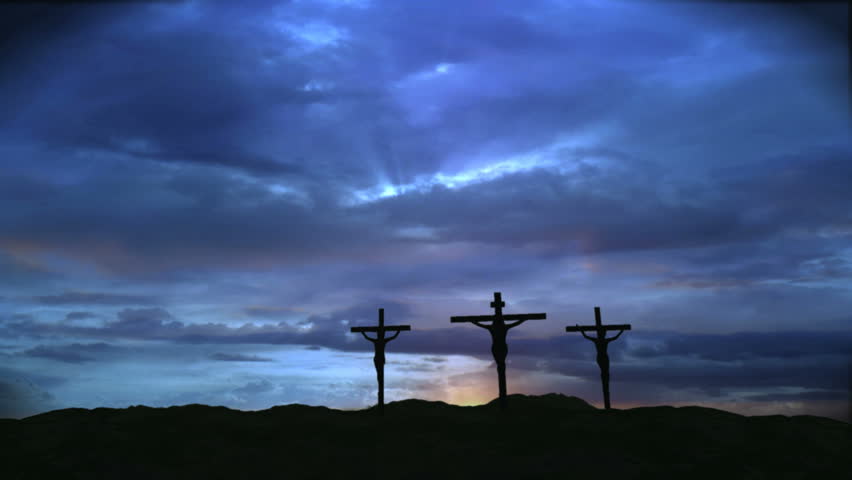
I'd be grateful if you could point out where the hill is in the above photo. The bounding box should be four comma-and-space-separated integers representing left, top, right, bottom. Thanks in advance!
1, 393, 848, 479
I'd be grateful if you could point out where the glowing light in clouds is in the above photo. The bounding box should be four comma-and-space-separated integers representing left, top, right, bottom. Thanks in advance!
345, 128, 611, 206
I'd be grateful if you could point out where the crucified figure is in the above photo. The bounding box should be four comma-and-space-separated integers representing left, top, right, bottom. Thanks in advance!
579, 325, 624, 409
471, 318, 525, 408
451, 292, 547, 410
351, 308, 410, 415
566, 307, 631, 409
360, 329, 401, 391
472, 318, 525, 373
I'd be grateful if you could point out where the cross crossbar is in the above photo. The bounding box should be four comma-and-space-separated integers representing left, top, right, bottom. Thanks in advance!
451, 313, 547, 323
350, 325, 411, 333
565, 324, 631, 332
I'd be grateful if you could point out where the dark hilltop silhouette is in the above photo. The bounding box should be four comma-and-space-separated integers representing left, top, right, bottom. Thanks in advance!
1, 393, 848, 479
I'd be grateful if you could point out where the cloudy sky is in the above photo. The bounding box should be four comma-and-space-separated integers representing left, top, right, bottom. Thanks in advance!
1, 0, 850, 421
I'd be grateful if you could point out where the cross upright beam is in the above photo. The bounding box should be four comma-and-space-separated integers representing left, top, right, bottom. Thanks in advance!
450, 292, 547, 410
350, 308, 411, 415
565, 306, 631, 410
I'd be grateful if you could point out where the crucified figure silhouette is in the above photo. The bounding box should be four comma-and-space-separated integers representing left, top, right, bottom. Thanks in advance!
360, 328, 401, 394
580, 325, 624, 408
471, 317, 525, 402
566, 306, 631, 409
451, 292, 547, 410
350, 308, 410, 415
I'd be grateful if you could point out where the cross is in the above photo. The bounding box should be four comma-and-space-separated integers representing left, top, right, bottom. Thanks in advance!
350, 308, 411, 416
565, 306, 631, 410
450, 292, 547, 410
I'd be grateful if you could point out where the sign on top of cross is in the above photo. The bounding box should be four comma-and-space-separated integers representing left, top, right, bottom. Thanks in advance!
451, 291, 547, 410
491, 291, 505, 315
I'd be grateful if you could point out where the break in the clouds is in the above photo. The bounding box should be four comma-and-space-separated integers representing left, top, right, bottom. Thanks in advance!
0, 1, 849, 421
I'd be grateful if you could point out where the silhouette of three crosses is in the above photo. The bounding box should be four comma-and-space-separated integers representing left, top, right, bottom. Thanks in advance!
351, 292, 631, 413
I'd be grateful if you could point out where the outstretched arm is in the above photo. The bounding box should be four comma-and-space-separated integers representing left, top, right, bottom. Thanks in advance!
578, 327, 594, 341
385, 331, 401, 342
606, 330, 624, 343
471, 321, 490, 329
505, 320, 525, 330
360, 331, 377, 342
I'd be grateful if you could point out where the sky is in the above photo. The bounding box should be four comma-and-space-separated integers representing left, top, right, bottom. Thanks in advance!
1, 0, 850, 422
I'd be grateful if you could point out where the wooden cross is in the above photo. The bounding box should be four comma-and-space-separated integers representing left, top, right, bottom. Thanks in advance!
450, 292, 546, 410
350, 308, 411, 415
565, 306, 631, 410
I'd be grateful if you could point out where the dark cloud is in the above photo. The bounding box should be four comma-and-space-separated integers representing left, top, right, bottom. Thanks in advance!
423, 356, 447, 363
232, 379, 275, 396
395, 363, 440, 373
375, 327, 490, 358
4, 2, 309, 176
747, 390, 849, 402
1, 302, 390, 349
0, 0, 804, 202
0, 0, 847, 279
3, 148, 847, 277
32, 291, 156, 306
65, 311, 97, 321
0, 298, 534, 361
0, 165, 390, 273
243, 307, 297, 319
629, 331, 852, 361
22, 346, 92, 364
210, 352, 273, 362
112, 308, 181, 335
667, 1, 848, 58
20, 342, 115, 364
718, 148, 852, 232
0, 3, 122, 91
631, 284, 852, 332
507, 331, 852, 398
368, 145, 851, 259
